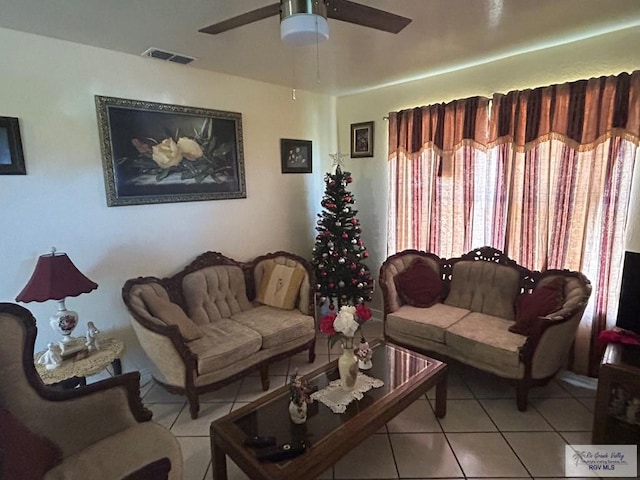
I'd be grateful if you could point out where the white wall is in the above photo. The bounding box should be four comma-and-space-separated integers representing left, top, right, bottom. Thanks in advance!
0, 27, 334, 371
336, 26, 640, 310
3, 24, 639, 373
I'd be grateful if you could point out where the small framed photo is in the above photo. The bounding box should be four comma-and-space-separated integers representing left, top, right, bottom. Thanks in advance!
281, 138, 312, 174
350, 121, 374, 158
0, 116, 26, 175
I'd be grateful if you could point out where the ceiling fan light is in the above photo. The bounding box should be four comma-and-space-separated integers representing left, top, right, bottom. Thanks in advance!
281, 14, 329, 46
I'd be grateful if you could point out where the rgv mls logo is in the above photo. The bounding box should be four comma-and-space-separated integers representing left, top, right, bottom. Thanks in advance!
565, 445, 637, 477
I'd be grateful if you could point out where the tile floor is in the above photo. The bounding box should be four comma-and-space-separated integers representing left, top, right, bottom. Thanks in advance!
136, 321, 618, 479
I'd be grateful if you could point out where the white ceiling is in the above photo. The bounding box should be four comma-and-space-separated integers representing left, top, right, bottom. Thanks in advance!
1, 0, 639, 96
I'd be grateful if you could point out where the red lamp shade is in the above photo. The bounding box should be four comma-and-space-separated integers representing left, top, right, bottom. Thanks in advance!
16, 249, 98, 303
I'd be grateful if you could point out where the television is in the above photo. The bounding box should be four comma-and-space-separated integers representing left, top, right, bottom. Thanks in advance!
615, 250, 640, 335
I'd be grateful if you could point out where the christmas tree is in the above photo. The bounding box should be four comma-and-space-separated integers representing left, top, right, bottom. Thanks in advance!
312, 164, 375, 310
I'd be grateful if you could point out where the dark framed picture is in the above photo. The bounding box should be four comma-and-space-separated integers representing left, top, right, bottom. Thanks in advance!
350, 121, 374, 158
95, 96, 246, 206
0, 116, 26, 175
280, 138, 312, 174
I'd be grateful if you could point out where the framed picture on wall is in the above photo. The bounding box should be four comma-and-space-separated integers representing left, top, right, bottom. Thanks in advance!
280, 138, 312, 174
0, 116, 26, 175
95, 96, 246, 206
350, 121, 374, 158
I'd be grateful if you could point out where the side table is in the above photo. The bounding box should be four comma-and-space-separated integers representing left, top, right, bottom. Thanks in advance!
592, 342, 640, 444
35, 337, 124, 387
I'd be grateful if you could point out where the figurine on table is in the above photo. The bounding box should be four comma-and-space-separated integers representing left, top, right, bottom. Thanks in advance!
608, 386, 628, 418
38, 343, 62, 370
356, 337, 373, 370
86, 322, 100, 352
289, 369, 312, 424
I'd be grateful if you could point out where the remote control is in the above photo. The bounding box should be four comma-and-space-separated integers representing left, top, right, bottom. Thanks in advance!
243, 436, 277, 448
256, 441, 306, 462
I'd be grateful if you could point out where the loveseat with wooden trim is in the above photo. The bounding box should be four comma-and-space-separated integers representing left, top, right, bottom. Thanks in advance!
122, 251, 316, 419
379, 247, 592, 410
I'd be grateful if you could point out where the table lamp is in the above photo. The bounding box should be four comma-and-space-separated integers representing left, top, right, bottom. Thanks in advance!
16, 247, 98, 354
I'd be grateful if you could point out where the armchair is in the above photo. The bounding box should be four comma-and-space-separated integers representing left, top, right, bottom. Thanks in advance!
0, 303, 182, 480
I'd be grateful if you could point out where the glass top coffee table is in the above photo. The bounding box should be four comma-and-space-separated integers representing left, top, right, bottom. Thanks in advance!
210, 341, 447, 480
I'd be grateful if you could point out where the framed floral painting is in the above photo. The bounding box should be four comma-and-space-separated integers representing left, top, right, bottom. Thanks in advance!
95, 96, 246, 206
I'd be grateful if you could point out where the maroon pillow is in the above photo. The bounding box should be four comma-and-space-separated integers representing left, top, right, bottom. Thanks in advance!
510, 277, 566, 335
394, 258, 444, 308
0, 407, 62, 480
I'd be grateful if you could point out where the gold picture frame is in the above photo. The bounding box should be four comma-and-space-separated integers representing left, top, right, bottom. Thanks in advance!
95, 96, 246, 206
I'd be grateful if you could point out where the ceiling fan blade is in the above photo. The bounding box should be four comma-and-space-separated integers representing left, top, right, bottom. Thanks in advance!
326, 0, 411, 34
199, 3, 281, 35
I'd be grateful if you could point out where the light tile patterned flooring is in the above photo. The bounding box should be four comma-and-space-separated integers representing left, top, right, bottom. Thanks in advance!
137, 321, 613, 480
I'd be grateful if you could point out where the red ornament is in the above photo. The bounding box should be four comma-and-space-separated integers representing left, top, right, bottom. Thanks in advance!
321, 271, 328, 276
347, 176, 353, 183
342, 233, 349, 239
350, 263, 357, 270
358, 240, 363, 246
328, 303, 335, 310
351, 218, 358, 224
363, 252, 369, 258
352, 279, 358, 285
328, 282, 335, 289
344, 196, 352, 202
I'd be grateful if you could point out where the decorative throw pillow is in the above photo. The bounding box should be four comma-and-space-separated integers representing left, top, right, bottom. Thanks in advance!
256, 263, 305, 310
0, 407, 62, 480
140, 290, 203, 341
393, 258, 444, 308
509, 277, 566, 335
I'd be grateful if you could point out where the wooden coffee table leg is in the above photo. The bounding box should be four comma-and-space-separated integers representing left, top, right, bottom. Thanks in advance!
211, 441, 228, 480
434, 372, 447, 418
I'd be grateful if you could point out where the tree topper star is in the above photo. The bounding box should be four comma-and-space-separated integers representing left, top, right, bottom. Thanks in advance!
329, 151, 348, 169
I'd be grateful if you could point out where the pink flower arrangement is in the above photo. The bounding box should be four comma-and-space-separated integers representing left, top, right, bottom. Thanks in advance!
320, 304, 372, 349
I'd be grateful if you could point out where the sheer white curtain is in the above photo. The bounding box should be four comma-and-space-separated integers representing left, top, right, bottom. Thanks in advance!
387, 98, 491, 258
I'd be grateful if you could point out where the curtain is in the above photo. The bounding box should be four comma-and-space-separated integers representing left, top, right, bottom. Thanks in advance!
388, 71, 640, 376
387, 97, 490, 258
490, 71, 640, 375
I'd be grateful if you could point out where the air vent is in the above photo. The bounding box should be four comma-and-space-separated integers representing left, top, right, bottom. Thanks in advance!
141, 48, 197, 65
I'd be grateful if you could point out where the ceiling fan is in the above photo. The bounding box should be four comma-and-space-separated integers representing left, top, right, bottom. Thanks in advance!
199, 0, 412, 45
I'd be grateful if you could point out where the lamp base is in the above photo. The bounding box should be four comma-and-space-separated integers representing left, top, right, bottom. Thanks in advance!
50, 299, 78, 339
58, 337, 87, 357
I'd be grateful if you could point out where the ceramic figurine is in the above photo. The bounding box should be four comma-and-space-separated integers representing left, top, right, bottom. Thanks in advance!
86, 322, 100, 352
626, 398, 640, 424
608, 387, 628, 418
38, 343, 62, 370
289, 369, 311, 424
356, 338, 373, 370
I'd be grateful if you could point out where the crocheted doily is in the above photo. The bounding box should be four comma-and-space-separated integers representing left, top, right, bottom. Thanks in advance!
310, 373, 384, 413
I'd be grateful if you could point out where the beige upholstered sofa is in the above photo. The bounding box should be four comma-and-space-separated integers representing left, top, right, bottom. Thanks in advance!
379, 247, 592, 410
123, 251, 316, 419
0, 302, 182, 480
